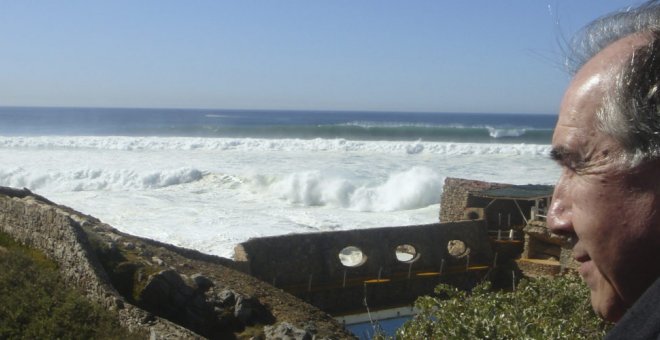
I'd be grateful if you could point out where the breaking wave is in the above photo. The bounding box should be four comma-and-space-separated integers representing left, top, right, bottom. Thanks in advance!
487, 126, 527, 138
258, 166, 442, 212
0, 136, 551, 156
0, 167, 204, 192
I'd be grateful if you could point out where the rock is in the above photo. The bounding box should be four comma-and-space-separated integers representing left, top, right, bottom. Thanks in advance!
524, 223, 567, 245
179, 261, 193, 270
140, 269, 195, 314
164, 271, 194, 297
107, 233, 122, 242
141, 312, 156, 325
141, 271, 173, 302
105, 241, 117, 251
303, 322, 318, 335
138, 268, 229, 332
190, 294, 208, 312
191, 273, 214, 292
234, 296, 269, 325
113, 297, 125, 310
152, 256, 164, 266
216, 289, 236, 307
123, 242, 135, 250
263, 322, 313, 340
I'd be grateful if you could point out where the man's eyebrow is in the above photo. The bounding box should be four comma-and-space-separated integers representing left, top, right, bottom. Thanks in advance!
549, 147, 569, 162
550, 146, 584, 167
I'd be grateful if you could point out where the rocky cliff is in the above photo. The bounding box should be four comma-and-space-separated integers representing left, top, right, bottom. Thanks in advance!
0, 186, 353, 339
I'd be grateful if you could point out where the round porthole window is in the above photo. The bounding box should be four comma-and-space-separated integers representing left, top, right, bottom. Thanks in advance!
395, 244, 420, 263
338, 246, 367, 267
467, 211, 480, 220
447, 240, 470, 259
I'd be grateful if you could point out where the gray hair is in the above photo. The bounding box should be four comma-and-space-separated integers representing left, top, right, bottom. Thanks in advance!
568, 1, 660, 166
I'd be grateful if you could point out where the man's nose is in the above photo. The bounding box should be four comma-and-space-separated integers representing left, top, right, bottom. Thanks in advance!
546, 177, 574, 236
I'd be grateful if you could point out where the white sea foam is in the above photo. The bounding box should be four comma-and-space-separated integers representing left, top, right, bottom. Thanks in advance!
405, 140, 424, 154
0, 167, 204, 191
0, 135, 551, 156
487, 126, 527, 138
0, 134, 558, 257
267, 170, 356, 208
261, 167, 441, 212
348, 167, 442, 212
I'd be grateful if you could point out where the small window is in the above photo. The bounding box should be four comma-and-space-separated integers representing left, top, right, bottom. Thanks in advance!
395, 244, 420, 263
466, 211, 480, 220
338, 246, 367, 267
447, 240, 470, 259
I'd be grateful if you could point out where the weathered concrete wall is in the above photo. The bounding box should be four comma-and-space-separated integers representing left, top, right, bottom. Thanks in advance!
440, 177, 509, 223
235, 220, 493, 314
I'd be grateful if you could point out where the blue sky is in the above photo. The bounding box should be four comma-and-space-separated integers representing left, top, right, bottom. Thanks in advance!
0, 1, 638, 114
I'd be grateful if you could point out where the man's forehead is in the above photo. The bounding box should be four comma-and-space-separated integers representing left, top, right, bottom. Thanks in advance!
575, 32, 653, 79
555, 34, 654, 142
555, 73, 604, 132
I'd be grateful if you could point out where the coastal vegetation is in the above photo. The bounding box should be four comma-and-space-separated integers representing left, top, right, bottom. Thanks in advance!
0, 231, 141, 340
396, 274, 612, 339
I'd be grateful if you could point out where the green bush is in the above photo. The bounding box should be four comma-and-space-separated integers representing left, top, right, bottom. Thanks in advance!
0, 232, 143, 340
396, 274, 611, 339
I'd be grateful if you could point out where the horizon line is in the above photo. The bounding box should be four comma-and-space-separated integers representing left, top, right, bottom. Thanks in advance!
0, 105, 557, 116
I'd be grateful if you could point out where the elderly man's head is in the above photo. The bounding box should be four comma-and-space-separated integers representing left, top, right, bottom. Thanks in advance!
548, 1, 660, 322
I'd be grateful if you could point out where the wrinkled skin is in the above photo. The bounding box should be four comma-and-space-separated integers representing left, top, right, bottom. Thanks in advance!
547, 33, 660, 322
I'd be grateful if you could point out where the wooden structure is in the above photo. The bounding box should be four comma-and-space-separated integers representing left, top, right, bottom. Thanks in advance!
465, 184, 553, 238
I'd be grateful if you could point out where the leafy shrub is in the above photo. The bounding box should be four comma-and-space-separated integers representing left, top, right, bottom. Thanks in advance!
0, 232, 142, 340
396, 274, 611, 339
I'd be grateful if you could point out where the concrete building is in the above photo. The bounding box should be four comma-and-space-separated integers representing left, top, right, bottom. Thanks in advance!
233, 177, 572, 319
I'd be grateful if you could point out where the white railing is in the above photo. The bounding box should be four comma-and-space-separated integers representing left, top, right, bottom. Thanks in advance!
531, 207, 548, 221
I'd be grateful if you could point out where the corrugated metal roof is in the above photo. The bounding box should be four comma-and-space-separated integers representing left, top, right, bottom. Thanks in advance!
474, 184, 554, 200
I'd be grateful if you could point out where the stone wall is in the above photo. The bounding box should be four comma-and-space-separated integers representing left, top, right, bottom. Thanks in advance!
439, 177, 510, 223
0, 187, 353, 339
0, 188, 202, 339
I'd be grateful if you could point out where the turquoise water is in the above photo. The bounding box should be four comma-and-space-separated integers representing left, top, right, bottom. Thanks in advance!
346, 316, 412, 339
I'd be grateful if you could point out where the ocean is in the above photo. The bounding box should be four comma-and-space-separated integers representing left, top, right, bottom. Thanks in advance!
0, 107, 559, 258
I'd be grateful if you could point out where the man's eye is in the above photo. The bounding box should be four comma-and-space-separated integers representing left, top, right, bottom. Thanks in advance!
568, 159, 589, 173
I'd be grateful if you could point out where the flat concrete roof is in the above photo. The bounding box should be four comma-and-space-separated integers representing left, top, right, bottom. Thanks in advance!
473, 184, 554, 200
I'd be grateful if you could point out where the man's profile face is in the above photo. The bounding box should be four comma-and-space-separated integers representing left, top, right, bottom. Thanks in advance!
548, 33, 660, 322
